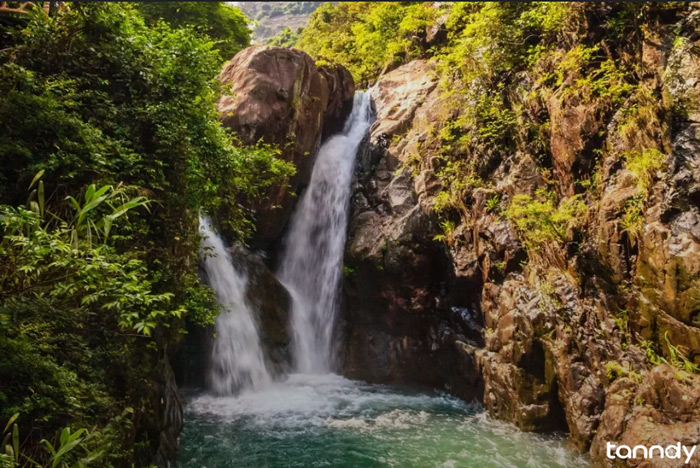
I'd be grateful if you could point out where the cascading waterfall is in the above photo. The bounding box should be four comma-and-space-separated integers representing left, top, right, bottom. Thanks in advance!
277, 91, 374, 373
181, 94, 589, 468
199, 215, 271, 395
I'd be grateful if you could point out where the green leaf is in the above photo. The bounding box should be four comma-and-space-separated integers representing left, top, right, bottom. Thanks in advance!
3, 414, 19, 434
29, 170, 45, 190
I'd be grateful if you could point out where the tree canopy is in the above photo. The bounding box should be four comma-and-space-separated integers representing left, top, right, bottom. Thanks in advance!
136, 1, 251, 62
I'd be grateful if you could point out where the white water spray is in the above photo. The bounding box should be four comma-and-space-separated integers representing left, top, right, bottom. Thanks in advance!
278, 92, 373, 373
199, 216, 271, 395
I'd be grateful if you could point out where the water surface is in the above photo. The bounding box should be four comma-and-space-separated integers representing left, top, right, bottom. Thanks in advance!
178, 374, 589, 468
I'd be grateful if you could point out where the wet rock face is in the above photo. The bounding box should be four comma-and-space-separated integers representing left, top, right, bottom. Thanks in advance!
341, 60, 483, 401
235, 247, 292, 374
318, 63, 356, 139
340, 16, 700, 467
218, 46, 354, 248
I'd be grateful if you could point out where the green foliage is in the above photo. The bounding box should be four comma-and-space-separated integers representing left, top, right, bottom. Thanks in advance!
505, 190, 587, 250
0, 194, 192, 460
296, 2, 438, 85
638, 337, 664, 367
1, 409, 133, 468
625, 148, 666, 193
136, 2, 250, 62
620, 148, 666, 244
664, 331, 700, 377
268, 26, 303, 48
433, 219, 457, 244
210, 139, 295, 242
440, 3, 569, 82
238, 2, 322, 22
0, 3, 292, 464
431, 159, 483, 215
0, 3, 289, 242
605, 361, 642, 383
64, 183, 150, 249
620, 194, 645, 244
535, 44, 635, 107
485, 194, 501, 213
537, 280, 563, 312
638, 332, 699, 380
612, 309, 630, 350
1, 192, 178, 336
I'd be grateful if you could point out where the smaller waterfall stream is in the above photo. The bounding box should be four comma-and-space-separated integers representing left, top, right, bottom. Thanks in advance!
277, 91, 373, 373
199, 216, 271, 395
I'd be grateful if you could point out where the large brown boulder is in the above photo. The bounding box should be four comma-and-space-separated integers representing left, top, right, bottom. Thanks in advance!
218, 46, 354, 247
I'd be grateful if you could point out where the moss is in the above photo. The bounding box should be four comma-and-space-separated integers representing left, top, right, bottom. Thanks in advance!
619, 148, 666, 244
605, 361, 642, 383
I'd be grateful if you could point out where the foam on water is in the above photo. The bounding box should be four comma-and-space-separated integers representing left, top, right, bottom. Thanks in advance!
179, 375, 590, 467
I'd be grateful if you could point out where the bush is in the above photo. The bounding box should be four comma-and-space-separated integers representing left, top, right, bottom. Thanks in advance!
505, 189, 587, 251
620, 148, 665, 243
136, 2, 250, 62
296, 2, 437, 85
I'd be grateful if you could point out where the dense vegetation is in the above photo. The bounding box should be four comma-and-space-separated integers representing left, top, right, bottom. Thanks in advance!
237, 2, 322, 43
136, 2, 250, 62
295, 2, 670, 245
1, 1, 696, 466
296, 2, 437, 85
0, 2, 291, 466
238, 2, 322, 22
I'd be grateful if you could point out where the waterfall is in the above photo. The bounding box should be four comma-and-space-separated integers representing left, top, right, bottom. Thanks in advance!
278, 92, 373, 373
199, 215, 271, 394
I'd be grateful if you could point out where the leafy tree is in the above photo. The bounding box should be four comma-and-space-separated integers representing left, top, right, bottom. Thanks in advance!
0, 3, 292, 464
136, 1, 250, 62
296, 2, 436, 85
268, 26, 302, 48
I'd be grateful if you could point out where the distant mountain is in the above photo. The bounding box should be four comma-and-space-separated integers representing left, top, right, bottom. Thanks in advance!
234, 2, 323, 44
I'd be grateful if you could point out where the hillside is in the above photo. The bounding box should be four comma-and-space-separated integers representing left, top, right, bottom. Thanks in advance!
235, 2, 322, 43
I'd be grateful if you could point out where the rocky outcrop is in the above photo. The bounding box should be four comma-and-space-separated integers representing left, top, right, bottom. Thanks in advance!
318, 63, 355, 139
235, 247, 292, 373
342, 59, 483, 400
591, 365, 700, 468
341, 9, 700, 467
218, 46, 354, 248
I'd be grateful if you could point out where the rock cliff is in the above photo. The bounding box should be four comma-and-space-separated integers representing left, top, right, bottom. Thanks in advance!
340, 9, 700, 467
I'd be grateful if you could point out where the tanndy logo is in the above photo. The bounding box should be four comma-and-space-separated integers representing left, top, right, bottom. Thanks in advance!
606, 442, 697, 464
